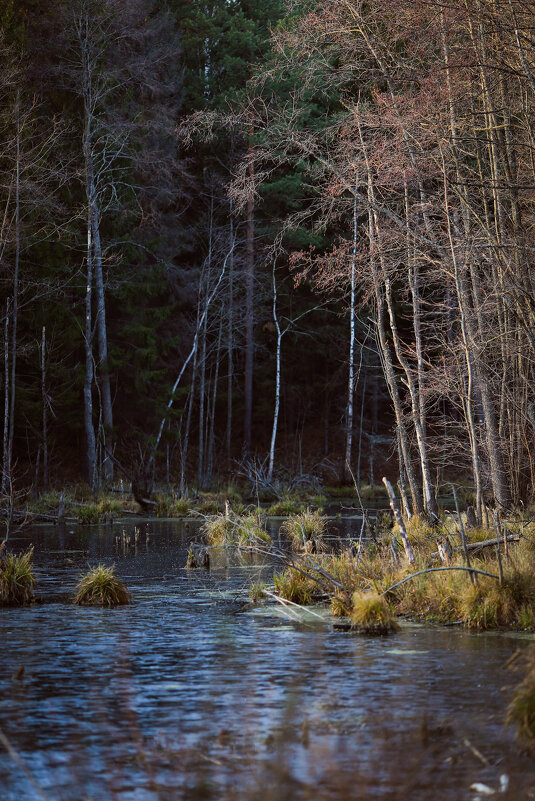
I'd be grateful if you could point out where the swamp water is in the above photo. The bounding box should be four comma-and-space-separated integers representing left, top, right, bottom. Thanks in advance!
1, 519, 535, 800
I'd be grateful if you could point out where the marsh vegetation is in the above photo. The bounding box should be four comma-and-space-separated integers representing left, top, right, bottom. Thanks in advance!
0, 544, 35, 606
74, 565, 131, 607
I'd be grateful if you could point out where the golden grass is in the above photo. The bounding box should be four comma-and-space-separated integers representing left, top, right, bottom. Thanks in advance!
273, 568, 317, 605
202, 513, 271, 546
350, 592, 399, 634
0, 546, 35, 606
507, 648, 535, 744
258, 519, 535, 633
280, 510, 326, 550
331, 591, 352, 617
74, 565, 131, 607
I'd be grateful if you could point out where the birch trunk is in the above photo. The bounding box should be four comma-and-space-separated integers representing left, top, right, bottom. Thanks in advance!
41, 326, 48, 494
92, 200, 113, 482
244, 152, 254, 454
344, 182, 358, 481
197, 308, 207, 490
2, 300, 9, 494
206, 314, 223, 486
7, 95, 20, 488
226, 213, 234, 473
84, 200, 97, 493
267, 265, 282, 483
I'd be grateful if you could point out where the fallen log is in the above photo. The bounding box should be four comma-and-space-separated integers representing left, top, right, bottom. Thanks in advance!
431, 533, 520, 559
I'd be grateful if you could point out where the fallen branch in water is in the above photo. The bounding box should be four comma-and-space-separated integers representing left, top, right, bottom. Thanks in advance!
262, 588, 325, 620
380, 566, 500, 597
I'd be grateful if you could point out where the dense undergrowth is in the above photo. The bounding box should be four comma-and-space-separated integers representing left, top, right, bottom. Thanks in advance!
268, 512, 535, 632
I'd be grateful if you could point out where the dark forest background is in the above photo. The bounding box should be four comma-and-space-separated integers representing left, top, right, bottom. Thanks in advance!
1, 0, 535, 520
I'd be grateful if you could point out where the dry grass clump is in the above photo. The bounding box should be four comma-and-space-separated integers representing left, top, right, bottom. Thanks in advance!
506, 646, 535, 744
507, 670, 535, 744
331, 591, 352, 617
388, 542, 535, 629
281, 510, 326, 551
273, 568, 318, 605
0, 545, 35, 606
402, 514, 436, 541
270, 523, 535, 632
74, 565, 131, 607
202, 513, 271, 546
350, 591, 399, 634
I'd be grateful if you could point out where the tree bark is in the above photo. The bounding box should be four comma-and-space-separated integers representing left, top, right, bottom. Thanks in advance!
244, 151, 254, 454
41, 326, 48, 494
344, 180, 358, 481
267, 265, 282, 483
2, 299, 10, 494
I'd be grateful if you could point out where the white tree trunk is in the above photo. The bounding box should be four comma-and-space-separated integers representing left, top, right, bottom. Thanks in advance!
344, 182, 358, 479
267, 265, 282, 483
2, 299, 10, 494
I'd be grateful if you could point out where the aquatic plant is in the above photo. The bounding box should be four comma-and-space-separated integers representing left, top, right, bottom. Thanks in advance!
273, 568, 317, 605
0, 545, 35, 606
267, 498, 304, 516
249, 582, 267, 602
202, 513, 271, 547
281, 510, 326, 551
324, 485, 357, 498
350, 592, 398, 635
197, 496, 225, 515
185, 546, 210, 569
331, 591, 352, 617
76, 504, 100, 525
156, 495, 191, 518
507, 650, 535, 744
224, 484, 243, 503
74, 565, 131, 607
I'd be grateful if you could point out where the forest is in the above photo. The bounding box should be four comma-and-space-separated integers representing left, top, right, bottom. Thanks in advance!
6, 4, 535, 799
1, 0, 535, 518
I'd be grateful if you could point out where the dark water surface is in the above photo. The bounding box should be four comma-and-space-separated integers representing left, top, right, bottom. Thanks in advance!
1, 520, 535, 800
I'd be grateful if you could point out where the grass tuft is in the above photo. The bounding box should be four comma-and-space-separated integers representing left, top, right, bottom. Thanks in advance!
76, 504, 100, 524
0, 545, 35, 606
331, 591, 352, 617
267, 498, 305, 516
156, 495, 191, 518
281, 510, 326, 551
202, 513, 271, 547
249, 582, 267, 602
507, 652, 535, 744
350, 591, 399, 635
273, 568, 317, 605
74, 565, 131, 607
